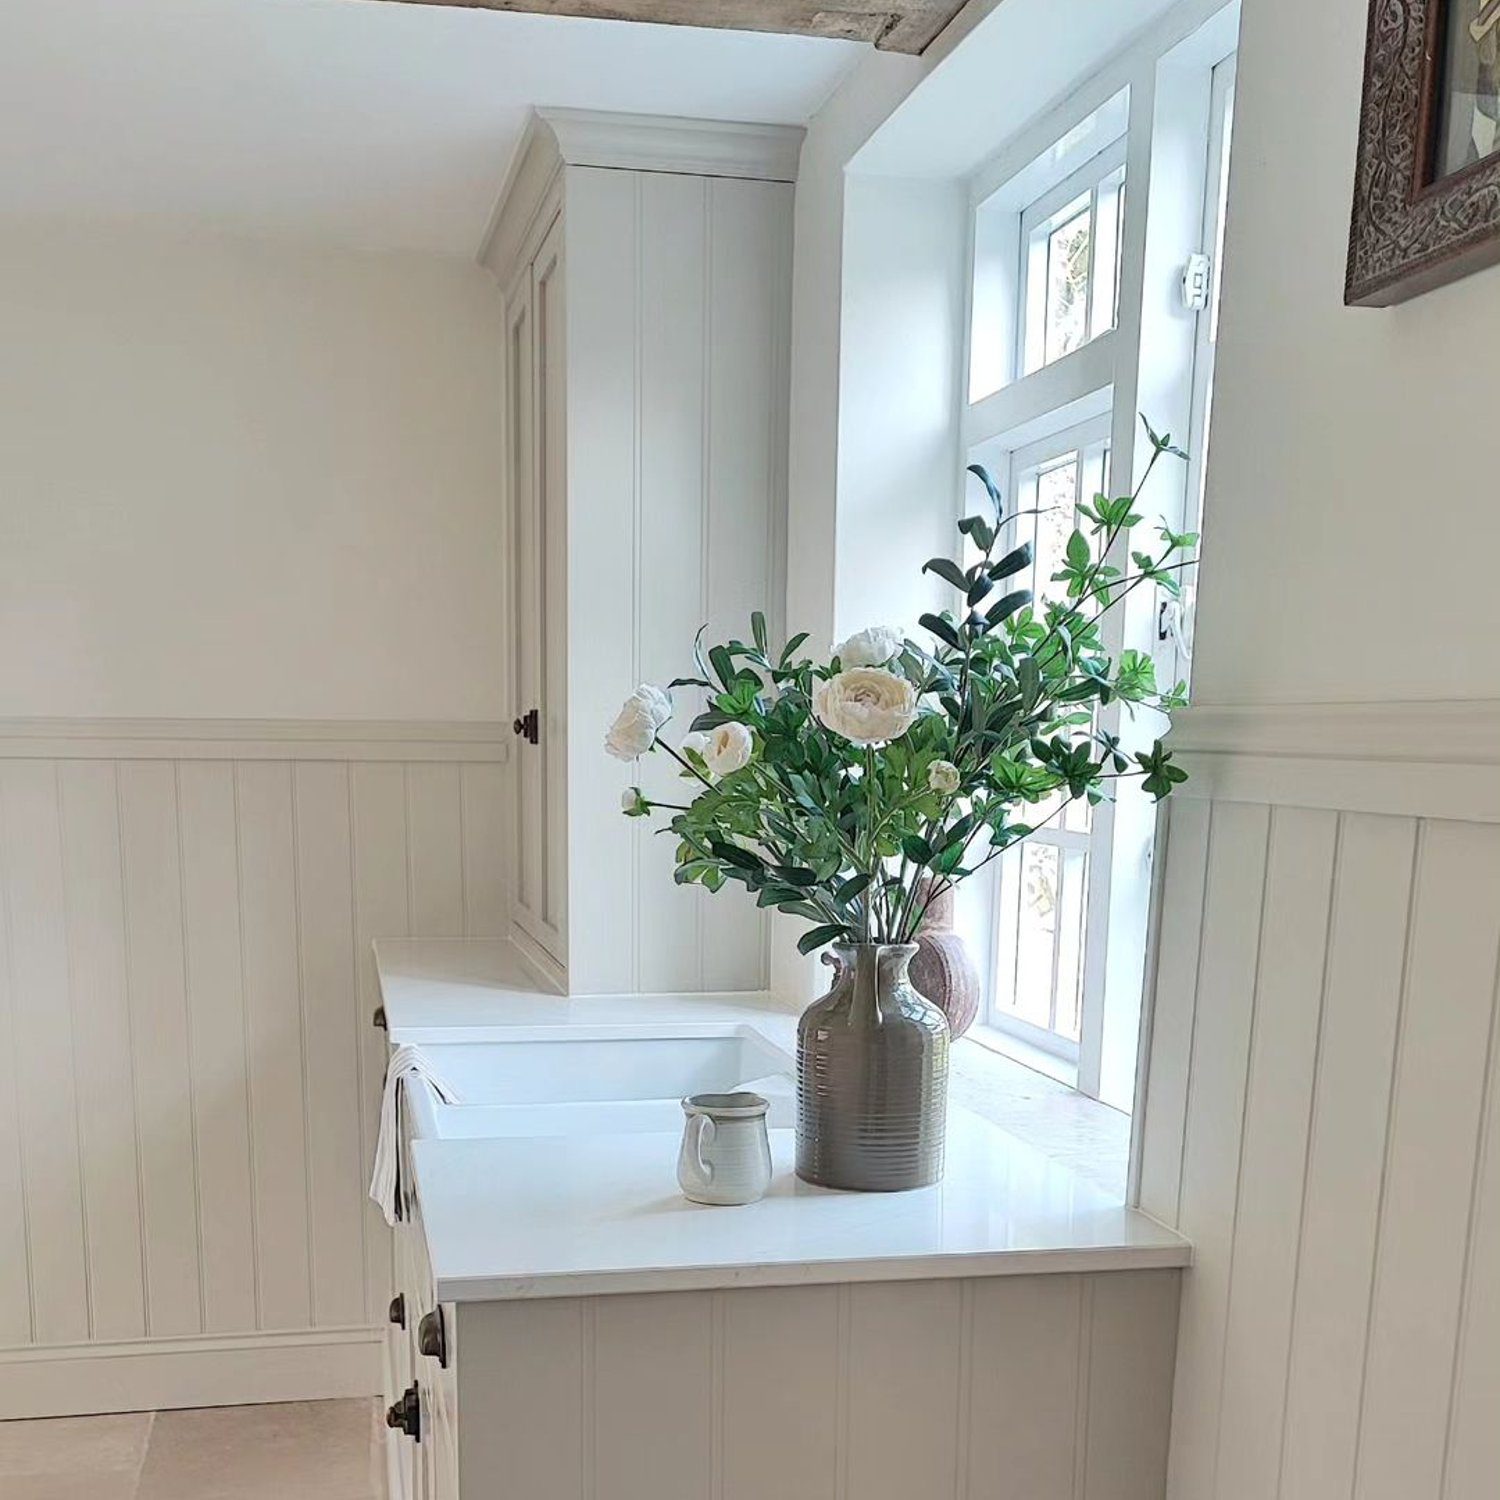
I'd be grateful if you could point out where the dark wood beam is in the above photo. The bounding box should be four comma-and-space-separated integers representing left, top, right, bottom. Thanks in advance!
364, 0, 967, 55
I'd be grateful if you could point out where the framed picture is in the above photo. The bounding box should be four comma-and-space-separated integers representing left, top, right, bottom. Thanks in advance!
1347, 0, 1500, 305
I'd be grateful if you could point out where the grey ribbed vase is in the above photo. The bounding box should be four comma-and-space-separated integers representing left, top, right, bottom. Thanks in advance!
796, 943, 950, 1191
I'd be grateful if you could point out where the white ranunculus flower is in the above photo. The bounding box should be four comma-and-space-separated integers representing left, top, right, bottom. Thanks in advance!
604, 684, 672, 761
928, 760, 961, 795
813, 667, 918, 746
680, 731, 711, 760
833, 625, 902, 668
703, 722, 754, 777
621, 787, 649, 816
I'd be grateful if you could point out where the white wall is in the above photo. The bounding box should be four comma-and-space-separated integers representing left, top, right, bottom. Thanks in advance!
0, 225, 505, 721
0, 223, 510, 1417
784, 52, 926, 662
1136, 0, 1500, 1495
1192, 0, 1500, 706
833, 174, 966, 641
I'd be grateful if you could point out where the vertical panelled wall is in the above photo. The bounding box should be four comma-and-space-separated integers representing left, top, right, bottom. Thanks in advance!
564, 168, 792, 996
1136, 708, 1500, 1500
0, 729, 507, 1418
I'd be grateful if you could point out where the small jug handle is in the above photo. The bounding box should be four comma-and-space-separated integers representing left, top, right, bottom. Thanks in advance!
683, 1113, 716, 1188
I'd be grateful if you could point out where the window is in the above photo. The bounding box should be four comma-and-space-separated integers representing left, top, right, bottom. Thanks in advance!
958, 1, 1240, 1106
966, 425, 1111, 1068
1019, 143, 1127, 376
1176, 52, 1238, 687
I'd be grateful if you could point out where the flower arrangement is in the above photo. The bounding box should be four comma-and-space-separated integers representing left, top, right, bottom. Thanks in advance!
605, 419, 1194, 957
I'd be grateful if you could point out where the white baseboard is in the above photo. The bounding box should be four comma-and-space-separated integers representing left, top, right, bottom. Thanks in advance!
0, 1327, 382, 1420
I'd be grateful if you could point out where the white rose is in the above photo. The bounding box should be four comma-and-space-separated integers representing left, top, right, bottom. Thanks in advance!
928, 760, 961, 795
703, 722, 754, 777
604, 684, 672, 761
833, 625, 902, 668
813, 667, 918, 746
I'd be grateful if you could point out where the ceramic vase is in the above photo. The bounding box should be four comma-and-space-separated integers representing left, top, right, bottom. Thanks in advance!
796, 943, 950, 1191
910, 883, 981, 1039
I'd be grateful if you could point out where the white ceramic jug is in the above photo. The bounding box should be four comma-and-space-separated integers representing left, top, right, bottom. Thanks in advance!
677, 1091, 773, 1206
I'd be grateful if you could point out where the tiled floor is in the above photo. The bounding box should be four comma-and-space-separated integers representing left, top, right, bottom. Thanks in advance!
0, 1399, 384, 1500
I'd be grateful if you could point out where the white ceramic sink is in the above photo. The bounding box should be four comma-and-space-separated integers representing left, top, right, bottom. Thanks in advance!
406, 1028, 794, 1141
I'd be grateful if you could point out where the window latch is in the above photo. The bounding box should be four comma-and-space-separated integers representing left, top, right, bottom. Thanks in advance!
1181, 252, 1213, 312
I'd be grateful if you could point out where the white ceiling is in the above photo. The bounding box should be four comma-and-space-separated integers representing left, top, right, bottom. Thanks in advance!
0, 0, 864, 257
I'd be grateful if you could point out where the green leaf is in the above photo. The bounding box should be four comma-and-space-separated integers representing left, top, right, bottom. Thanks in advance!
1018, 656, 1041, 708
958, 514, 996, 553
1066, 530, 1091, 568
667, 675, 714, 690
798, 923, 848, 956
989, 542, 1033, 580
836, 872, 873, 903
901, 834, 934, 865
986, 589, 1032, 626
919, 613, 963, 650
1140, 412, 1188, 461
708, 644, 736, 689
779, 631, 810, 666
922, 556, 969, 591
965, 463, 1005, 521
689, 710, 735, 733
751, 611, 768, 655
710, 841, 764, 872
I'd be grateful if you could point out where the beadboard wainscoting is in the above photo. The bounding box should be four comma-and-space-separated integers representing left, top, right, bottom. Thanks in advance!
1136, 702, 1500, 1500
455, 1272, 1181, 1500
0, 720, 509, 1419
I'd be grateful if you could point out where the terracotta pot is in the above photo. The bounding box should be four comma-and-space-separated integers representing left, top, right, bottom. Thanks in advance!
908, 883, 981, 1039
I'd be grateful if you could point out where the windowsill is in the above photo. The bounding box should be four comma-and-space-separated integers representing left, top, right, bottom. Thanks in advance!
967, 1022, 1079, 1088
949, 1031, 1130, 1200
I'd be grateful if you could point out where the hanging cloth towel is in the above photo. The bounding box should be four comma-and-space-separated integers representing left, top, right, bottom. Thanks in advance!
370, 1045, 461, 1227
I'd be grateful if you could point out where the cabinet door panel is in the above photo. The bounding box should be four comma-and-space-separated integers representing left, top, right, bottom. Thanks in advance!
507, 216, 567, 966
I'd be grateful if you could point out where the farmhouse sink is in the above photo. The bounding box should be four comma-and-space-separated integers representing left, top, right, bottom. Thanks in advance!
404, 1027, 795, 1141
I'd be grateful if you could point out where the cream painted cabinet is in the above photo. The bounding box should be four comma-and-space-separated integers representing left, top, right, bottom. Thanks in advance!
383, 1195, 1181, 1500
487, 110, 798, 995
504, 212, 567, 965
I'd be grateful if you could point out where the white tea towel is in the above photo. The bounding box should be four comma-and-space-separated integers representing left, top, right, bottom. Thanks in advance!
369, 1045, 461, 1226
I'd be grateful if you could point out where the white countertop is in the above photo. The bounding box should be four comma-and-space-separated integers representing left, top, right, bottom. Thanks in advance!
376, 940, 1190, 1302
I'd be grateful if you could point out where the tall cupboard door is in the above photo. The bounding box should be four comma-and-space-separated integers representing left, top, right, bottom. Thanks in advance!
507, 213, 567, 965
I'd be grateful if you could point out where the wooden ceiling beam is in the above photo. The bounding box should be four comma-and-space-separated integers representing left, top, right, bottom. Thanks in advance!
363, 0, 967, 55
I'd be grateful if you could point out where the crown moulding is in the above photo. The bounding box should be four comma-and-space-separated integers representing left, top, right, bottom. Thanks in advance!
478, 108, 804, 278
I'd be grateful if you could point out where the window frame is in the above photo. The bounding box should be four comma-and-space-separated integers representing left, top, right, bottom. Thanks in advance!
956, 0, 1242, 1108
1017, 137, 1129, 379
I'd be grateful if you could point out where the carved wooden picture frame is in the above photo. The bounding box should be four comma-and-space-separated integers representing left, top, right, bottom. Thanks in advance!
1347, 0, 1500, 305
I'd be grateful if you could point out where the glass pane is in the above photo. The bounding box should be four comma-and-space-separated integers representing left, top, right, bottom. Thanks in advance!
1009, 842, 1059, 1029
1043, 195, 1092, 366
1054, 849, 1089, 1040
1032, 452, 1080, 604
1091, 168, 1125, 339
1063, 790, 1093, 833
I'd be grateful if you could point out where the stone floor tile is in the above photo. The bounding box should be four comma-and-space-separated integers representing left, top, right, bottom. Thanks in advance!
0, 1411, 153, 1478
133, 1399, 380, 1500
